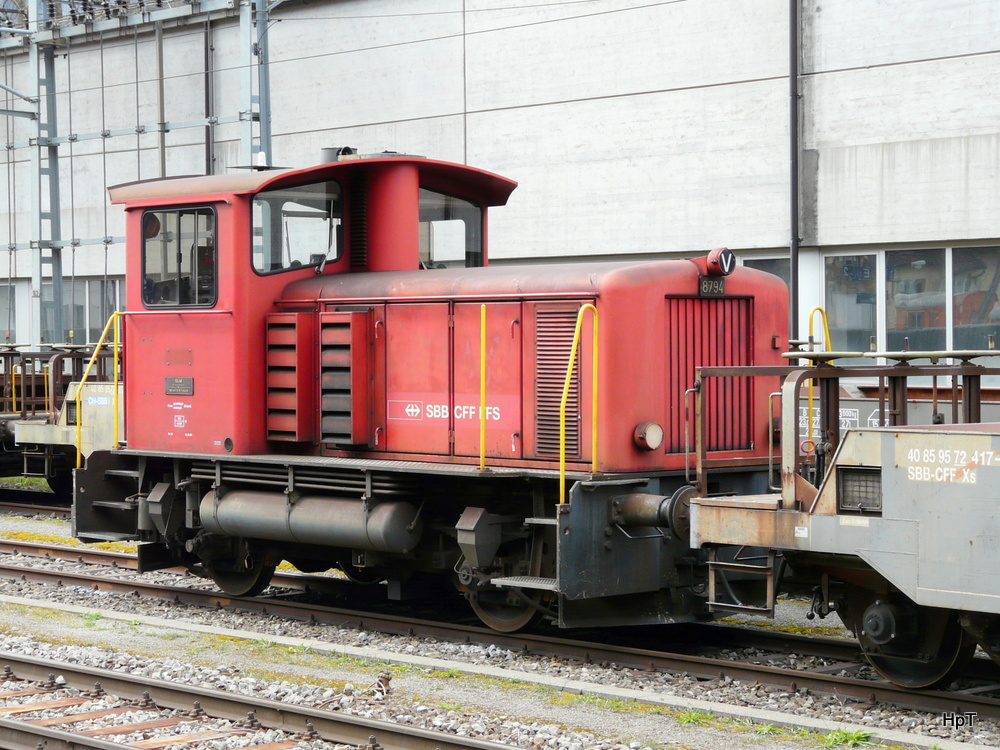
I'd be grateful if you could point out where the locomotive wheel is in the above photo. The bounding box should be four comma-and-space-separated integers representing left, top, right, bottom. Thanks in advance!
845, 589, 974, 688
469, 589, 542, 632
206, 556, 276, 597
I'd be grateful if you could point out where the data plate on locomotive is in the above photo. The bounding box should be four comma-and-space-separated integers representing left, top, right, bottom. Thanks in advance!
699, 276, 725, 296
165, 377, 194, 396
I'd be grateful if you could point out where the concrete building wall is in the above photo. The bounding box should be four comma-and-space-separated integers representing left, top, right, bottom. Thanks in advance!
0, 0, 995, 345
801, 0, 1000, 247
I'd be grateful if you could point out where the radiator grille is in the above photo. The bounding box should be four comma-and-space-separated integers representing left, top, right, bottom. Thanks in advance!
535, 308, 580, 457
664, 296, 752, 452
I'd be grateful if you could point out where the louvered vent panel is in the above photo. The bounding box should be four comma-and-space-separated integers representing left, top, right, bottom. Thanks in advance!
535, 308, 580, 457
320, 316, 353, 444
349, 181, 367, 269
320, 311, 371, 446
664, 296, 752, 452
266, 313, 315, 442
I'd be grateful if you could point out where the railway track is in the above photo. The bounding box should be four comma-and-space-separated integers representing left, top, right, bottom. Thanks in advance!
1, 537, 999, 722
0, 487, 70, 518
0, 650, 513, 750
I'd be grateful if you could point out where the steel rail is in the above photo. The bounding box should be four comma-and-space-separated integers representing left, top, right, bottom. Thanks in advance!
0, 651, 513, 750
0, 501, 70, 518
0, 716, 126, 750
0, 553, 997, 720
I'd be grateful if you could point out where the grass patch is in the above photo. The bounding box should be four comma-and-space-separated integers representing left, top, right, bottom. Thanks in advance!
821, 729, 881, 747
429, 667, 463, 679
676, 709, 714, 726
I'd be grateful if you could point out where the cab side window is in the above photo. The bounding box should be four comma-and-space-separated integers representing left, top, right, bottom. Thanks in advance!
142, 208, 216, 307
418, 189, 483, 268
252, 180, 342, 274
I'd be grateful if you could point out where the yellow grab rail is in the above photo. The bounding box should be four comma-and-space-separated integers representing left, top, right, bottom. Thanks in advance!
805, 306, 831, 449
76, 312, 123, 467
479, 304, 487, 471
808, 306, 831, 352
559, 303, 598, 504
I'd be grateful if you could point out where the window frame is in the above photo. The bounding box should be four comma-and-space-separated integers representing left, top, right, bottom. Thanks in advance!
251, 179, 343, 276
141, 205, 218, 309
418, 187, 484, 268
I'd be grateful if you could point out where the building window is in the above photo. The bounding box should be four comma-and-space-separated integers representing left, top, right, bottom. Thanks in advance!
952, 246, 1000, 350
886, 248, 946, 352
744, 257, 791, 287
0, 285, 13, 343
821, 245, 1000, 381
41, 278, 121, 344
824, 254, 876, 353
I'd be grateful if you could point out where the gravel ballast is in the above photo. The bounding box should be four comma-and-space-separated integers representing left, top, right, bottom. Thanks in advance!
0, 513, 992, 749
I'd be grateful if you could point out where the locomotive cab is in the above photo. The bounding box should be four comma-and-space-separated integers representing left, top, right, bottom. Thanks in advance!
109, 154, 515, 457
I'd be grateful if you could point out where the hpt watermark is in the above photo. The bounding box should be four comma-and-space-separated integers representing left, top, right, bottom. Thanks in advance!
942, 711, 976, 728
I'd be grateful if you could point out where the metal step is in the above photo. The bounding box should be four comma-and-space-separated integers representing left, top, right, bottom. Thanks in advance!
91, 500, 137, 510
523, 517, 557, 526
77, 531, 137, 542
490, 575, 558, 591
706, 602, 775, 615
707, 549, 776, 618
104, 469, 140, 479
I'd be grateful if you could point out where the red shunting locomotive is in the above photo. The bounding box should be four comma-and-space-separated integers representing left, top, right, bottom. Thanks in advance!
60, 153, 787, 630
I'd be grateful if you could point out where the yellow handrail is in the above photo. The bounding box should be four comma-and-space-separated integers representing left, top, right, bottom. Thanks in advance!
808, 306, 831, 351
805, 306, 831, 449
559, 303, 598, 504
479, 304, 487, 472
75, 312, 122, 467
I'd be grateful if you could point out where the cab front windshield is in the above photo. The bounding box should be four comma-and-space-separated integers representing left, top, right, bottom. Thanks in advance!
252, 180, 342, 274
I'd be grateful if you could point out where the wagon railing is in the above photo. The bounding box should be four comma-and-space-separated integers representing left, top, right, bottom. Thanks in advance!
0, 347, 116, 421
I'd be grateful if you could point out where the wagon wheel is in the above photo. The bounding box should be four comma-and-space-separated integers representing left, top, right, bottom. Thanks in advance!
469, 588, 544, 632
206, 550, 276, 597
845, 588, 974, 688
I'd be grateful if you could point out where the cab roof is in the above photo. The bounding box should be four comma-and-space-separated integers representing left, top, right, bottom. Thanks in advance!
107, 155, 518, 208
